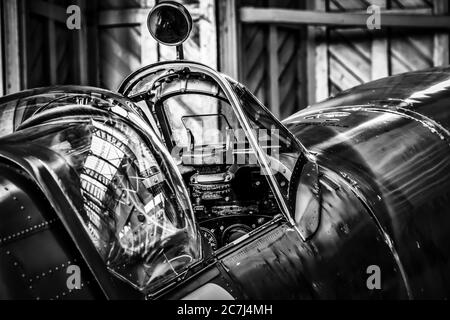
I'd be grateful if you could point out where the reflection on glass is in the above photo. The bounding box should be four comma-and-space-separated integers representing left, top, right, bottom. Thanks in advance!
229, 81, 304, 197
182, 114, 232, 148
2, 92, 202, 292
163, 94, 238, 148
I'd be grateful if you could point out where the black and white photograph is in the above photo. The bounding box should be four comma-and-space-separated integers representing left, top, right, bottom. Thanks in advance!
0, 0, 450, 305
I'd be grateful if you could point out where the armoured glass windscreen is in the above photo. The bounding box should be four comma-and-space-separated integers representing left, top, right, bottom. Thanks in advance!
228, 81, 305, 198
181, 114, 232, 147
0, 92, 202, 292
163, 94, 239, 148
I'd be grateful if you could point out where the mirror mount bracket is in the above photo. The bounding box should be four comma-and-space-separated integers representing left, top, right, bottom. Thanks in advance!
177, 45, 185, 60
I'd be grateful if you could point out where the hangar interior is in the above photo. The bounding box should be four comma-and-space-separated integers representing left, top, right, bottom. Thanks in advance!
0, 0, 449, 119
1, 0, 450, 301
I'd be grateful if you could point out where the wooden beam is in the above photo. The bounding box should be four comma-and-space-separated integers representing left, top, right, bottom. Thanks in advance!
434, 0, 449, 66
0, 2, 4, 96
140, 1, 157, 65
3, 0, 22, 94
75, 0, 88, 85
311, 0, 329, 103
371, 0, 389, 80
141, 20, 158, 65
47, 0, 57, 85
305, 0, 316, 106
19, 0, 28, 90
297, 25, 308, 111
99, 9, 147, 26
218, 0, 239, 79
269, 25, 280, 118
85, 0, 100, 86
199, 0, 218, 69
98, 8, 202, 27
240, 8, 450, 29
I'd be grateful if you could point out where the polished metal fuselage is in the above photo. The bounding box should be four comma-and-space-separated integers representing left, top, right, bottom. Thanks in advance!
282, 68, 450, 299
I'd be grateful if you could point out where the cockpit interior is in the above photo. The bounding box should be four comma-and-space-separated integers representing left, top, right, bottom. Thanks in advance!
128, 68, 302, 252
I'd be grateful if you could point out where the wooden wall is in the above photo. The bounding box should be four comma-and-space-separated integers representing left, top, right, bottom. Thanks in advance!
238, 0, 308, 120
1, 0, 98, 91
97, 0, 217, 90
0, 0, 26, 96
322, 0, 450, 97
1, 0, 449, 120
0, 0, 217, 94
232, 0, 450, 115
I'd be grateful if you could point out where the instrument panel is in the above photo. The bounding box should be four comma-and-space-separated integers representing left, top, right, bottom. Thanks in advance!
182, 164, 279, 251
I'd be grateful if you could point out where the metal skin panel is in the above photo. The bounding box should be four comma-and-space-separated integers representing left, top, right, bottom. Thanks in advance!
0, 163, 103, 300
192, 171, 408, 300
284, 69, 450, 299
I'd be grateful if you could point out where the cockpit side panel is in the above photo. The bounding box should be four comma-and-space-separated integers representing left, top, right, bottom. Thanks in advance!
0, 162, 103, 300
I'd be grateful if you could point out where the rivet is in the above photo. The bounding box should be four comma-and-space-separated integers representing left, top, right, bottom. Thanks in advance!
20, 206, 24, 211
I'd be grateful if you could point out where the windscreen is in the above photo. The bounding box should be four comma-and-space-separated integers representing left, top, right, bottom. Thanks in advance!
228, 81, 305, 197
0, 90, 201, 292
163, 94, 239, 148
182, 114, 231, 148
